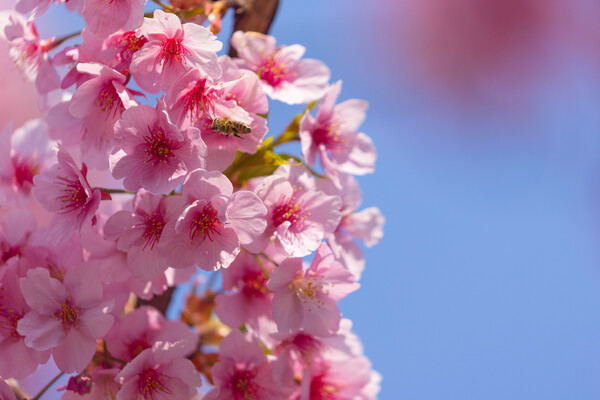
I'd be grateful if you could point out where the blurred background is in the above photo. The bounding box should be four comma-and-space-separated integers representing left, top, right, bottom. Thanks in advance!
4, 0, 600, 398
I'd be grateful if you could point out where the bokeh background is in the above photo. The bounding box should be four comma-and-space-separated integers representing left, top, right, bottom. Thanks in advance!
4, 0, 600, 398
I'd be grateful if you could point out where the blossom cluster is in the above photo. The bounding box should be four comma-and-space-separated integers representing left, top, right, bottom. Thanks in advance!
0, 1, 384, 399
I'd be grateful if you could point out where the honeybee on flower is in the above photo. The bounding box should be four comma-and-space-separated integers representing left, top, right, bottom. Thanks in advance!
210, 117, 252, 138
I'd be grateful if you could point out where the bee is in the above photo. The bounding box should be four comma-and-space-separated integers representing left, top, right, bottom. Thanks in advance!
210, 118, 252, 138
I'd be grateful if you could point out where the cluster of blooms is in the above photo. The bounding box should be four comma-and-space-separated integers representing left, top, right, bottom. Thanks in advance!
0, 0, 384, 399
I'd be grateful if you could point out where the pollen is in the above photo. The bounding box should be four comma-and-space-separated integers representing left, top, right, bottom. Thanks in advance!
190, 203, 222, 243
312, 122, 348, 154
272, 193, 307, 228
54, 296, 80, 332
0, 296, 23, 338
241, 269, 269, 299
158, 33, 191, 69
141, 212, 165, 250
96, 84, 125, 119
138, 368, 170, 399
182, 78, 219, 122
144, 126, 175, 165
116, 32, 147, 62
231, 370, 259, 399
56, 175, 88, 214
257, 55, 296, 87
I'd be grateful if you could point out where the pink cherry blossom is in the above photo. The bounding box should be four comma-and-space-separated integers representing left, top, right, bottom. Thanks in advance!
300, 354, 379, 400
230, 31, 330, 104
215, 250, 274, 329
82, 0, 146, 38
68, 63, 138, 168
317, 174, 385, 280
60, 368, 121, 400
203, 57, 270, 170
0, 119, 54, 206
17, 265, 114, 373
32, 145, 102, 243
104, 305, 197, 362
299, 81, 376, 184
161, 169, 267, 271
130, 9, 222, 93
1, 11, 60, 94
267, 243, 359, 337
0, 261, 51, 379
109, 103, 207, 194
246, 166, 342, 257
206, 330, 294, 400
0, 209, 36, 267
115, 341, 202, 400
104, 190, 184, 281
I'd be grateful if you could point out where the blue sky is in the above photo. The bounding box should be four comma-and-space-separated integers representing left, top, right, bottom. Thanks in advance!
31, 1, 600, 399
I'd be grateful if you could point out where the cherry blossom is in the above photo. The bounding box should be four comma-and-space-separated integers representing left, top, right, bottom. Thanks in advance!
214, 250, 274, 329
131, 9, 222, 93
104, 305, 197, 362
115, 341, 202, 400
230, 31, 330, 104
104, 190, 183, 281
206, 330, 294, 400
0, 261, 51, 379
110, 102, 207, 194
317, 174, 385, 280
32, 145, 102, 243
17, 266, 114, 373
0, 119, 54, 206
161, 169, 267, 271
267, 243, 359, 336
0, 11, 60, 94
247, 165, 342, 257
68, 62, 138, 167
299, 80, 376, 184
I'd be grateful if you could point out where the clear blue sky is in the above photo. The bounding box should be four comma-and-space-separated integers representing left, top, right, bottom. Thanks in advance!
34, 2, 600, 399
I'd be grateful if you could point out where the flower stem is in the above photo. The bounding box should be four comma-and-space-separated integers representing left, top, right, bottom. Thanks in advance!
49, 31, 81, 50
98, 188, 134, 195
31, 372, 64, 400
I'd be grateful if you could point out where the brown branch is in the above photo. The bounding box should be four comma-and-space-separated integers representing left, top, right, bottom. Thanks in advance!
228, 0, 280, 57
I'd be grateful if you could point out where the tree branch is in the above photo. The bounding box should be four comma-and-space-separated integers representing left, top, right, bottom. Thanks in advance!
228, 0, 280, 57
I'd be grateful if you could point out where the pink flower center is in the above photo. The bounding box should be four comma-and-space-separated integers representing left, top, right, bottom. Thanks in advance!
257, 55, 296, 87
293, 276, 327, 311
272, 193, 308, 228
1, 241, 22, 265
12, 155, 39, 190
182, 78, 220, 122
309, 372, 340, 400
241, 269, 269, 299
312, 123, 348, 153
0, 296, 23, 339
128, 338, 150, 359
56, 175, 89, 214
96, 83, 125, 119
10, 41, 42, 81
54, 296, 80, 332
115, 32, 147, 65
144, 127, 177, 165
141, 212, 165, 250
231, 370, 259, 399
190, 203, 222, 243
138, 368, 170, 399
158, 32, 191, 69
